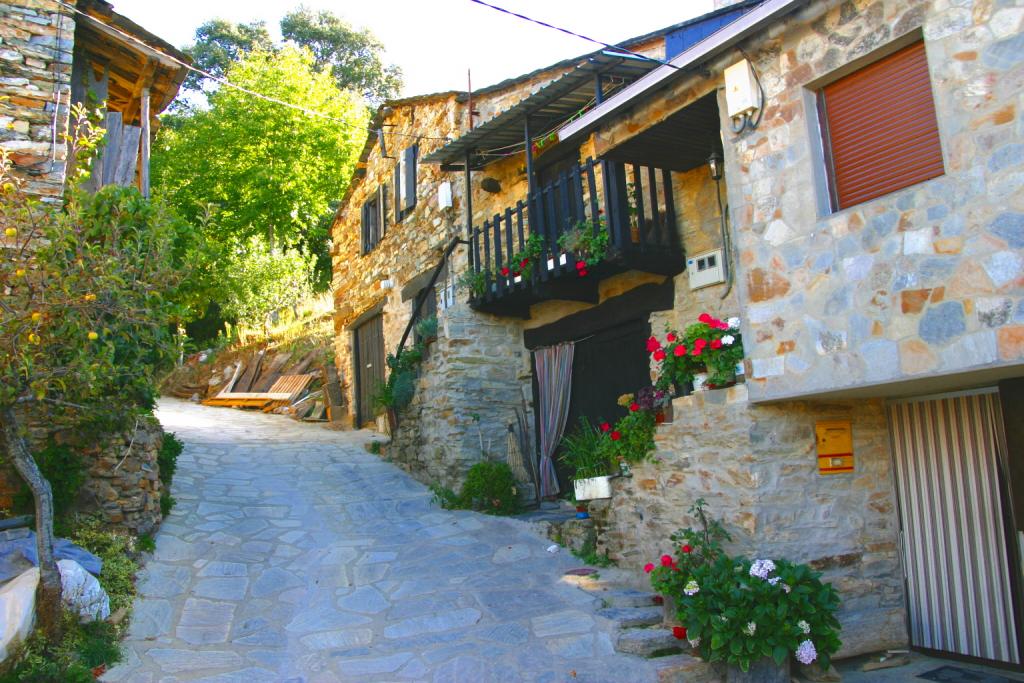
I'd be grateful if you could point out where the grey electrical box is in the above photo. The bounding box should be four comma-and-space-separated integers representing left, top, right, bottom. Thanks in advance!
687, 249, 726, 289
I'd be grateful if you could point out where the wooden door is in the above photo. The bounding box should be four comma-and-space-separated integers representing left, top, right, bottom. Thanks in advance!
354, 315, 385, 428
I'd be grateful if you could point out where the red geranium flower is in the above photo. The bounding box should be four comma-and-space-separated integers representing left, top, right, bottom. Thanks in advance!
710, 339, 722, 350
520, 258, 530, 268
600, 422, 611, 433
672, 626, 688, 640
660, 554, 673, 567
575, 260, 586, 270
666, 333, 676, 342
643, 563, 654, 573
512, 270, 521, 277
646, 337, 661, 353
691, 347, 703, 356
610, 430, 621, 441
681, 544, 693, 553
500, 267, 510, 276
629, 402, 640, 412
698, 313, 713, 324
578, 269, 588, 277
693, 338, 707, 349
653, 349, 666, 361
673, 345, 687, 357
652, 595, 664, 605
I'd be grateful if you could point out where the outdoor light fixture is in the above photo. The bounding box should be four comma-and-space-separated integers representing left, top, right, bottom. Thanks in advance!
708, 151, 723, 181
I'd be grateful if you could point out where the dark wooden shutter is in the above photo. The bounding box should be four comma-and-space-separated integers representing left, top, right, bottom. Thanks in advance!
379, 183, 389, 237
360, 200, 370, 255
394, 164, 402, 222
821, 40, 944, 210
403, 144, 417, 212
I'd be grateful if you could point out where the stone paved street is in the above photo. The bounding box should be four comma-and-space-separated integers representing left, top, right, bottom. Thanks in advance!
103, 399, 657, 682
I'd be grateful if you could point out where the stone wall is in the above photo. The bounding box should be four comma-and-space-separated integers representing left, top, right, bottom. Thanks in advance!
588, 0, 1024, 401
588, 384, 906, 657
0, 0, 74, 202
0, 414, 165, 535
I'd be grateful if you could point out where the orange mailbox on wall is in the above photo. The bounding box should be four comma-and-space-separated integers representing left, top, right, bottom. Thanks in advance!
816, 420, 854, 474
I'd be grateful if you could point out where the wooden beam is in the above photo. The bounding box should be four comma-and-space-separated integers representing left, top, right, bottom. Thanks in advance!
140, 87, 150, 197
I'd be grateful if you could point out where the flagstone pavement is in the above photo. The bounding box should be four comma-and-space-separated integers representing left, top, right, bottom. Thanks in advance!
103, 399, 658, 683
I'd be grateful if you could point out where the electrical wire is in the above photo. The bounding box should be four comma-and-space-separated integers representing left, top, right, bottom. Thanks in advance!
52, 0, 450, 143
467, 0, 680, 70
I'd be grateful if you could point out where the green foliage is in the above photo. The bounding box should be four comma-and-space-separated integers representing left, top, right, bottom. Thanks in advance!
0, 615, 104, 683
648, 501, 842, 671
559, 417, 614, 480
0, 110, 183, 425
502, 233, 545, 280
607, 410, 657, 465
160, 492, 176, 517
14, 442, 85, 519
137, 533, 156, 553
372, 343, 425, 412
431, 461, 520, 515
152, 46, 368, 313
69, 516, 139, 614
572, 536, 615, 567
457, 269, 488, 298
219, 236, 315, 329
158, 433, 183, 488
653, 314, 744, 391
181, 19, 274, 93
558, 217, 610, 269
415, 315, 438, 341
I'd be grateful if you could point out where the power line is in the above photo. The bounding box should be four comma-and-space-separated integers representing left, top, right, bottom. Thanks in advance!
52, 0, 450, 142
467, 0, 680, 70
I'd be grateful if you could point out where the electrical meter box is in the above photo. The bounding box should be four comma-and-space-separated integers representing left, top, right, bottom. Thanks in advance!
724, 59, 759, 118
687, 249, 726, 289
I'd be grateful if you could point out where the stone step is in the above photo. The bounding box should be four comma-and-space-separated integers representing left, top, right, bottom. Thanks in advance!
597, 606, 664, 628
653, 654, 718, 683
589, 588, 661, 609
615, 627, 683, 658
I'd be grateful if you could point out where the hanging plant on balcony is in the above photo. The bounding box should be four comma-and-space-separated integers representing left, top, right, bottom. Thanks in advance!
652, 314, 744, 393
457, 268, 488, 298
500, 233, 544, 281
558, 216, 609, 277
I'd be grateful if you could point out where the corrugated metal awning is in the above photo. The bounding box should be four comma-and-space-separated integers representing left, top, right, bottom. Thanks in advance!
422, 52, 661, 169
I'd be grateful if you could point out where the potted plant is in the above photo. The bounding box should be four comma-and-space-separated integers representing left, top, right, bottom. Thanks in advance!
647, 501, 842, 683
558, 216, 609, 277
458, 269, 488, 299
500, 233, 544, 283
651, 314, 744, 395
560, 417, 615, 501
415, 315, 438, 345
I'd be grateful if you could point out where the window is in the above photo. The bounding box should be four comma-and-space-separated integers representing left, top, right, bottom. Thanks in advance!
394, 144, 417, 221
818, 40, 944, 211
361, 185, 387, 254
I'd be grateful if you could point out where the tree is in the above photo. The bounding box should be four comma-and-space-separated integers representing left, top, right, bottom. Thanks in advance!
182, 19, 274, 93
0, 111, 182, 639
220, 235, 314, 330
152, 46, 367, 296
281, 6, 402, 102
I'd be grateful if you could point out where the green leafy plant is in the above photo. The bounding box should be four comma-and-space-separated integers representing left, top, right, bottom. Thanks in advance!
457, 268, 487, 298
647, 501, 842, 672
137, 533, 156, 553
651, 313, 744, 391
69, 515, 140, 614
0, 614, 112, 683
14, 442, 85, 520
372, 342, 425, 413
572, 536, 616, 567
500, 233, 544, 280
559, 417, 614, 480
414, 314, 438, 341
431, 461, 520, 515
160, 492, 176, 517
558, 216, 610, 276
158, 432, 183, 488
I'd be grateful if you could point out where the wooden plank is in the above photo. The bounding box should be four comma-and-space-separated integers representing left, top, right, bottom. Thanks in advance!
252, 351, 291, 393
114, 125, 141, 186
235, 349, 265, 393
140, 87, 150, 196
100, 111, 123, 188
219, 361, 245, 395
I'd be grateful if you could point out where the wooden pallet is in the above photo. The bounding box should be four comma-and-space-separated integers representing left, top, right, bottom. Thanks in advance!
201, 374, 316, 409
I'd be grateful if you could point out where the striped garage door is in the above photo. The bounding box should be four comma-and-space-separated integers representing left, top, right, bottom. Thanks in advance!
889, 391, 1020, 664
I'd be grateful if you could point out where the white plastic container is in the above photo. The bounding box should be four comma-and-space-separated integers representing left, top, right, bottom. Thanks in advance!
573, 475, 612, 501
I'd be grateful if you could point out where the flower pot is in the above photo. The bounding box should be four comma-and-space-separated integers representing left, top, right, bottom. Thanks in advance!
692, 372, 709, 391
661, 593, 682, 627
573, 475, 612, 501
656, 402, 673, 425
726, 658, 790, 683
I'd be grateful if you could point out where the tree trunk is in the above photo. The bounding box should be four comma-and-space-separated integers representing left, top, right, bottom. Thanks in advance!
0, 407, 64, 640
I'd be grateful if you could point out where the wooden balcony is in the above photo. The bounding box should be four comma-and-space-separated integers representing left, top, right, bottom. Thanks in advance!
468, 157, 684, 318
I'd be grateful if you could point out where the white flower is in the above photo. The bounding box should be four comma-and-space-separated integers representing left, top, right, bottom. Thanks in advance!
749, 559, 776, 580
782, 583, 792, 594
689, 637, 701, 648
684, 579, 700, 596
768, 576, 781, 586
795, 640, 817, 665
721, 334, 735, 346
727, 317, 741, 330
743, 621, 757, 636
797, 620, 811, 635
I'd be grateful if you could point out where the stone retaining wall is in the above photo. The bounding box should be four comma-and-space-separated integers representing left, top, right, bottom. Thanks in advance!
587, 383, 906, 657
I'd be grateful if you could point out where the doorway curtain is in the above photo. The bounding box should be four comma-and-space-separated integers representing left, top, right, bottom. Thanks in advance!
534, 342, 574, 498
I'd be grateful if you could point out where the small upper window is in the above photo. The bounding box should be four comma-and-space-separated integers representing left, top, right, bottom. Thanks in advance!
818, 40, 944, 211
361, 189, 383, 255
394, 144, 418, 222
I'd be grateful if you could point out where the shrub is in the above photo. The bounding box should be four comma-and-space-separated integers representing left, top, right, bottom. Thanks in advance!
431, 461, 520, 515
69, 516, 139, 614
14, 442, 85, 519
160, 492, 176, 517
158, 432, 183, 488
559, 417, 614, 480
0, 612, 119, 683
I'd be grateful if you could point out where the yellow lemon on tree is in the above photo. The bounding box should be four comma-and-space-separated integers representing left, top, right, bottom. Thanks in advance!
31, 312, 41, 321
87, 331, 99, 340
28, 333, 40, 344
4, 228, 15, 238
14, 268, 25, 278
84, 293, 96, 301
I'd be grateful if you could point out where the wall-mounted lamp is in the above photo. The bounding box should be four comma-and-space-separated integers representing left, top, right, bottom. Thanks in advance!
708, 151, 723, 182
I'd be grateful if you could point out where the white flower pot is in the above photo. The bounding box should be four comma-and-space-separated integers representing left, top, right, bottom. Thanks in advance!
573, 475, 612, 501
692, 372, 709, 391
513, 275, 522, 284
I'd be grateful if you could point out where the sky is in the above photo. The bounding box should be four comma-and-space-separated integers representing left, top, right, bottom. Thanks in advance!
112, 0, 715, 97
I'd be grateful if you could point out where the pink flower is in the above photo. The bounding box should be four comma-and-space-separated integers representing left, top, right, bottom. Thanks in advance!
681, 544, 693, 554
673, 345, 687, 357
666, 333, 676, 342
644, 563, 654, 573
660, 554, 673, 567
653, 349, 666, 361
710, 339, 722, 350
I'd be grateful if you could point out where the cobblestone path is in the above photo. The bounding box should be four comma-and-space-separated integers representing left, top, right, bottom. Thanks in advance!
104, 399, 656, 683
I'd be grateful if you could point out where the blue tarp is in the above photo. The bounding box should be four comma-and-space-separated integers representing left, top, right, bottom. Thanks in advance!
0, 529, 102, 583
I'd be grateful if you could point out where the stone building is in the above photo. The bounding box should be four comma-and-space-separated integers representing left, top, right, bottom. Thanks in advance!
329, 0, 1023, 665
0, 0, 186, 533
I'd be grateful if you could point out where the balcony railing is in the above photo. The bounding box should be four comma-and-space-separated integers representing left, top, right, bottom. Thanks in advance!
467, 157, 684, 316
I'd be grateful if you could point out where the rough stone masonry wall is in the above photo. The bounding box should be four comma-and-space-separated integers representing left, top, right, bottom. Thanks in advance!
721, 0, 1024, 400
589, 384, 905, 658
0, 413, 164, 535
0, 0, 74, 202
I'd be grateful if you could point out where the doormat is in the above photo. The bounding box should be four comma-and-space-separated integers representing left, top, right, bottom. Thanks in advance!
918, 665, 1017, 683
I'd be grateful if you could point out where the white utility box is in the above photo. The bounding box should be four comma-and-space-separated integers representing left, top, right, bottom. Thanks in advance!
687, 249, 726, 289
437, 181, 453, 210
724, 59, 759, 118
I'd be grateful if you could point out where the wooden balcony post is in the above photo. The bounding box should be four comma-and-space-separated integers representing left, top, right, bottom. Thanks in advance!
140, 87, 150, 198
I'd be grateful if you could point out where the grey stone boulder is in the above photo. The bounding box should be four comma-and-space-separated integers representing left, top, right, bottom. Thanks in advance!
59, 559, 111, 622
